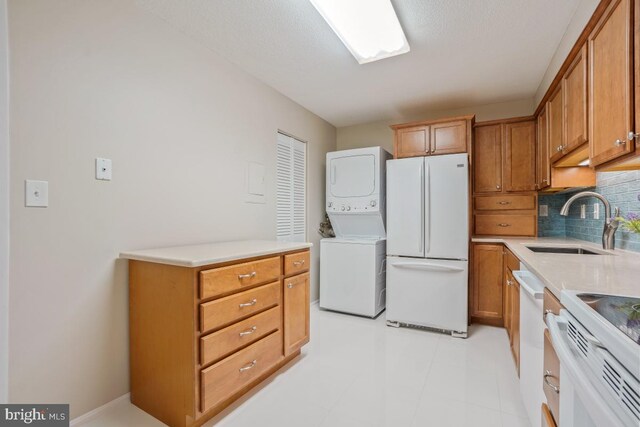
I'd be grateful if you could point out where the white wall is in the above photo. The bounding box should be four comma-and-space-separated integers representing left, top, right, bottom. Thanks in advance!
337, 98, 535, 152
8, 0, 335, 418
534, 0, 600, 105
0, 0, 9, 404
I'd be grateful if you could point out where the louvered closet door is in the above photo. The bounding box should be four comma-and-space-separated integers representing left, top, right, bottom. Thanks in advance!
276, 133, 306, 242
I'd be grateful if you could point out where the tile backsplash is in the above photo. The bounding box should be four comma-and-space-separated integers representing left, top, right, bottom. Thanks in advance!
538, 170, 640, 252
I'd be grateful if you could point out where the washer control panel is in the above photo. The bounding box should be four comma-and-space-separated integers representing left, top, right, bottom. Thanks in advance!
327, 198, 379, 213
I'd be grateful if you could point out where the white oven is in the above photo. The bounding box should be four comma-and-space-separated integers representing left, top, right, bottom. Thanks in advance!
546, 293, 640, 427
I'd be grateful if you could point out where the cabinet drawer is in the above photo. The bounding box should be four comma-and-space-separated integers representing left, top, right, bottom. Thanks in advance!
284, 251, 310, 276
475, 195, 536, 211
543, 287, 562, 318
200, 281, 280, 333
474, 214, 535, 236
200, 256, 281, 300
544, 329, 560, 422
200, 306, 281, 366
201, 331, 283, 412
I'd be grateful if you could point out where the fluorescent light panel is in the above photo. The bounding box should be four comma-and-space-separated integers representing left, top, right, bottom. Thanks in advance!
310, 0, 410, 64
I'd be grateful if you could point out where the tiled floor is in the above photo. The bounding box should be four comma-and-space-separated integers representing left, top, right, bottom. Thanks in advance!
81, 305, 531, 427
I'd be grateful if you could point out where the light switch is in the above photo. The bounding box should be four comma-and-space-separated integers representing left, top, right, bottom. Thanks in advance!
96, 158, 112, 180
593, 203, 600, 219
580, 204, 586, 219
539, 205, 548, 217
25, 180, 48, 207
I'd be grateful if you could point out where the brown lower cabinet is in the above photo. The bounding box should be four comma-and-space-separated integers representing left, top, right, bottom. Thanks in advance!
542, 403, 558, 427
503, 249, 520, 375
543, 289, 562, 426
470, 243, 504, 326
128, 248, 311, 427
470, 244, 520, 371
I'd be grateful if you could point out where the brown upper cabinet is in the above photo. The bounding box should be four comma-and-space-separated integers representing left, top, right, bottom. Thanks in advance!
548, 86, 564, 164
391, 115, 474, 159
504, 121, 536, 192
474, 124, 503, 193
473, 119, 536, 194
537, 105, 550, 189
563, 44, 589, 154
589, 0, 635, 167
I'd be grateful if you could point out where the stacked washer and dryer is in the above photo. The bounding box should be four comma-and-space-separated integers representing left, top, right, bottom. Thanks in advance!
319, 147, 391, 318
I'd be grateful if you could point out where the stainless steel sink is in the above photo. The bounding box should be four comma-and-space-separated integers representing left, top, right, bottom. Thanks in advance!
525, 246, 608, 255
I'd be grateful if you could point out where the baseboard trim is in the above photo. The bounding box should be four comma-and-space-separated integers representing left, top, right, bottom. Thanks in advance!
70, 393, 130, 426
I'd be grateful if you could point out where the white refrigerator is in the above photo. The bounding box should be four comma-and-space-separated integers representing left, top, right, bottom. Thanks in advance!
386, 154, 469, 337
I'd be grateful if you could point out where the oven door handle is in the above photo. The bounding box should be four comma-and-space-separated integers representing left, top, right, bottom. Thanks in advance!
546, 312, 626, 427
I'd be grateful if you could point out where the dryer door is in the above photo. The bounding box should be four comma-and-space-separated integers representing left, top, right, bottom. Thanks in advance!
329, 153, 376, 198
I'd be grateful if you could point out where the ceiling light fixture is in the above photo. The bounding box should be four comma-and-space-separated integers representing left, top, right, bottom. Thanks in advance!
310, 0, 410, 64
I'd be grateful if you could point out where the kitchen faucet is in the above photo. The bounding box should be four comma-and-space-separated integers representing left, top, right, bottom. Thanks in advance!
560, 191, 620, 250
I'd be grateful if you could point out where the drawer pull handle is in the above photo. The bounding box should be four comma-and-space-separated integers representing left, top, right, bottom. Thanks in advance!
506, 279, 514, 286
497, 201, 511, 205
239, 299, 257, 308
238, 271, 257, 279
498, 223, 511, 227
543, 370, 560, 393
239, 360, 257, 372
287, 282, 297, 289
239, 326, 257, 337
293, 260, 305, 267
615, 139, 626, 147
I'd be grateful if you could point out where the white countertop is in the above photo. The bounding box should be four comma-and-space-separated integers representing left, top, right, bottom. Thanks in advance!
120, 240, 312, 267
472, 236, 640, 298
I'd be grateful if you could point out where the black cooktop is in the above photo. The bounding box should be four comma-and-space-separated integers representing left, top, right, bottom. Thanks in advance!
577, 294, 640, 345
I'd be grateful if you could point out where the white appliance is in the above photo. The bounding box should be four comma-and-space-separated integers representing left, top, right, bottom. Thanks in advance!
320, 147, 391, 317
385, 154, 469, 337
513, 267, 546, 427
546, 291, 640, 427
319, 238, 386, 317
326, 147, 391, 239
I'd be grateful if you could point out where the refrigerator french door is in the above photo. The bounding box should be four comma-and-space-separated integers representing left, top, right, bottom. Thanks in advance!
386, 154, 469, 337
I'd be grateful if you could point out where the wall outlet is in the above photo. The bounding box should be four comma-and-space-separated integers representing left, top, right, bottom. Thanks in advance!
594, 203, 600, 220
539, 205, 549, 217
96, 158, 112, 180
580, 204, 586, 219
25, 180, 48, 207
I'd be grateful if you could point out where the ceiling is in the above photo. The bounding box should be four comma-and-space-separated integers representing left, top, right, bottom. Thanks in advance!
136, 0, 581, 127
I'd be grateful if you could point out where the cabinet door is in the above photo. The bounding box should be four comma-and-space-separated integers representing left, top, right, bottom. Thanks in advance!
548, 87, 564, 163
396, 126, 430, 158
471, 244, 504, 325
563, 44, 588, 152
542, 403, 558, 427
589, 0, 634, 166
504, 121, 536, 192
430, 120, 467, 155
473, 125, 503, 193
283, 273, 309, 356
511, 280, 520, 374
537, 106, 550, 189
503, 266, 512, 336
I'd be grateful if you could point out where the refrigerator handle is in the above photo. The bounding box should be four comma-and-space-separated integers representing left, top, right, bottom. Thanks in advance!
391, 261, 464, 273
424, 161, 430, 255
418, 162, 424, 254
